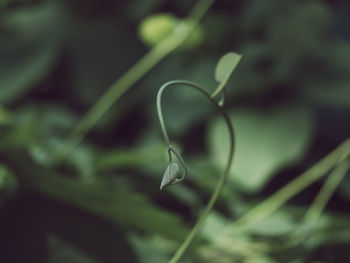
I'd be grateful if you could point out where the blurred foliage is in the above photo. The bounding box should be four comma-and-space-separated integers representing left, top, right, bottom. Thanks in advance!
0, 0, 350, 262
209, 105, 314, 192
138, 13, 204, 50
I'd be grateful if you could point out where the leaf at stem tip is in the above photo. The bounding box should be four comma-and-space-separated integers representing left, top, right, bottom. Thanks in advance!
215, 52, 242, 85
160, 162, 180, 190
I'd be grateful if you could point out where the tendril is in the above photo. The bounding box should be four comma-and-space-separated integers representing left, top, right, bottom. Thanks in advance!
156, 80, 235, 262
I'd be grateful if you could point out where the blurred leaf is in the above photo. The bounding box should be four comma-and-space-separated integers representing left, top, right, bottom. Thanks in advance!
138, 13, 204, 50
138, 13, 178, 46
209, 105, 314, 192
0, 149, 189, 241
201, 211, 229, 242
248, 211, 297, 237
0, 1, 62, 103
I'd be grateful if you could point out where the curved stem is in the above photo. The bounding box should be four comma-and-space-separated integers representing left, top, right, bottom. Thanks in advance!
157, 89, 171, 146
156, 80, 235, 263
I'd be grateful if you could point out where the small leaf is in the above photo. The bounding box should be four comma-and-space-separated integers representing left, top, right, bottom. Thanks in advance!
212, 52, 241, 98
160, 162, 180, 190
215, 52, 241, 84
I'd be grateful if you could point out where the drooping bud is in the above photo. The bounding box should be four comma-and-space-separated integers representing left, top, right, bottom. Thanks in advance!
160, 162, 180, 190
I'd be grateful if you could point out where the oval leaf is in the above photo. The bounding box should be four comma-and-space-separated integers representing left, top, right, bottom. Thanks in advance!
212, 52, 241, 98
215, 52, 241, 84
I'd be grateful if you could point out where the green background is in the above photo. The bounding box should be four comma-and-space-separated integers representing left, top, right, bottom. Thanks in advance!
1, 0, 350, 262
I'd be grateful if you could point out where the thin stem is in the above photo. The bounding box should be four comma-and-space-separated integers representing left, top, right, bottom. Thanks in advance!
50, 0, 215, 166
211, 81, 226, 99
167, 147, 173, 162
304, 159, 350, 225
266, 158, 350, 252
157, 88, 171, 146
156, 80, 235, 263
215, 136, 350, 244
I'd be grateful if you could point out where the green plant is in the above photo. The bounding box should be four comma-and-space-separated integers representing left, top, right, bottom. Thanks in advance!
155, 50, 350, 262
156, 53, 241, 262
2, 1, 350, 262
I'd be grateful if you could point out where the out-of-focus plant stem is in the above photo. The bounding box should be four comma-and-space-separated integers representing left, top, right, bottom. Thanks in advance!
304, 158, 350, 225
50, 0, 216, 166
215, 136, 350, 246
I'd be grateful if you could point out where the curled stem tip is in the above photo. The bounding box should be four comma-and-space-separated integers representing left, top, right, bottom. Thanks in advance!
156, 80, 235, 262
160, 146, 187, 190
